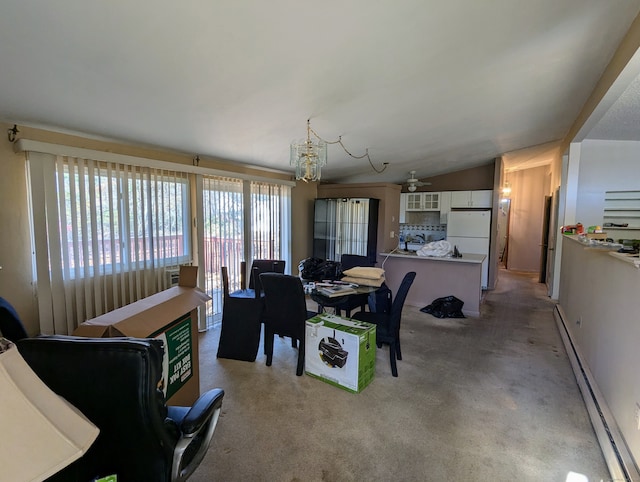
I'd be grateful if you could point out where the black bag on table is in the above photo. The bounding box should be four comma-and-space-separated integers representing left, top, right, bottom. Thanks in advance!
298, 257, 342, 281
420, 295, 465, 318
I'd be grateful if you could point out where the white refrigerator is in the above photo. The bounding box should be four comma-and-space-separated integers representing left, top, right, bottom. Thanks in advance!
447, 210, 491, 289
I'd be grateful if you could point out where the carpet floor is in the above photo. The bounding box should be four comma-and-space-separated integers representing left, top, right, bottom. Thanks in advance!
191, 269, 608, 482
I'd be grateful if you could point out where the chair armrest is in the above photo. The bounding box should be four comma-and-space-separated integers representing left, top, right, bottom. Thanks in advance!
180, 388, 224, 435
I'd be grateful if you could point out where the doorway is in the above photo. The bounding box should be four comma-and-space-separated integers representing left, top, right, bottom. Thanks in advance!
497, 198, 511, 267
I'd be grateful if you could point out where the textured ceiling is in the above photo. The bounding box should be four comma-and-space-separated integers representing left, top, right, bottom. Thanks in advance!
584, 74, 640, 141
1, 1, 639, 184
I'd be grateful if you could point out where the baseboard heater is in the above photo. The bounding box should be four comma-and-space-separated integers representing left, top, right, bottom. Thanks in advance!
554, 304, 639, 482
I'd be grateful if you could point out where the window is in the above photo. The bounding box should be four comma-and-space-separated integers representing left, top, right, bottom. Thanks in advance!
28, 153, 191, 333
25, 144, 293, 335
58, 160, 190, 277
198, 177, 291, 329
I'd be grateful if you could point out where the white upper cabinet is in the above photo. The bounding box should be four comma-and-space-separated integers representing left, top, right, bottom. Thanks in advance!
450, 190, 493, 208
405, 192, 440, 211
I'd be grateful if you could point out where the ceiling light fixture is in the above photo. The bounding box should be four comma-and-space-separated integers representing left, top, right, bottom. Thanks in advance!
406, 171, 431, 192
290, 119, 388, 182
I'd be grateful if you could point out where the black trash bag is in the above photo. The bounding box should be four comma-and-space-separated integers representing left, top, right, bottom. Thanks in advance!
298, 257, 342, 281
420, 295, 465, 318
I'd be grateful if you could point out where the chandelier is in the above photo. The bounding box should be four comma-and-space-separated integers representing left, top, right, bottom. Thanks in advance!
290, 120, 327, 182
290, 119, 388, 182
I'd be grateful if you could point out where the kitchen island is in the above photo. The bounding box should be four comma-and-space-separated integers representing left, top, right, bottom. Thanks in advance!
378, 250, 485, 316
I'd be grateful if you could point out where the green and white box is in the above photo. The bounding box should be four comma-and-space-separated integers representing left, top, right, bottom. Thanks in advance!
305, 313, 376, 393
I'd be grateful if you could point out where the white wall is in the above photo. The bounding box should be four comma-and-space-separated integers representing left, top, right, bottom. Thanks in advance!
575, 139, 640, 226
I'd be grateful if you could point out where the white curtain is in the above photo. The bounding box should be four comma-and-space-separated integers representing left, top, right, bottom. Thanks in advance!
27, 152, 190, 334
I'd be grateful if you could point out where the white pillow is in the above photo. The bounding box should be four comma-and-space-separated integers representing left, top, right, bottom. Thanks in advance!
342, 267, 385, 280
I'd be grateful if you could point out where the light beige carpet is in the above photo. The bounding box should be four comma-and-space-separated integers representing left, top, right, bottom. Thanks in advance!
191, 269, 608, 482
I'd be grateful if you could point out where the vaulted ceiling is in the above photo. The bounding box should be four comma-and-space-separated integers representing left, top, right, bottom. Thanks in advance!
1, 1, 639, 184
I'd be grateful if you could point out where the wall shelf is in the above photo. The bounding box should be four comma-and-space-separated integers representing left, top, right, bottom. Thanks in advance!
603, 190, 640, 228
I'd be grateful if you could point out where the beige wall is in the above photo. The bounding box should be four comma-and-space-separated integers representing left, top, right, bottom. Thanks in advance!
0, 123, 37, 334
290, 181, 318, 275
559, 237, 640, 466
504, 165, 551, 272
317, 182, 402, 256
403, 162, 495, 193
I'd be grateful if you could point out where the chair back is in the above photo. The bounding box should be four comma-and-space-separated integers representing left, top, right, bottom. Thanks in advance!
248, 259, 286, 292
388, 272, 416, 333
17, 336, 172, 481
259, 273, 306, 339
340, 254, 374, 271
221, 266, 231, 299
0, 297, 28, 342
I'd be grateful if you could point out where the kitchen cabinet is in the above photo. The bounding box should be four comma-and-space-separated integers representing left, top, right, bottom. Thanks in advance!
450, 190, 492, 208
439, 191, 451, 223
399, 193, 408, 223
405, 192, 440, 211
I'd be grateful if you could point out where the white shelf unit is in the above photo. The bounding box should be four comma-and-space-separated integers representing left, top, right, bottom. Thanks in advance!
603, 190, 640, 229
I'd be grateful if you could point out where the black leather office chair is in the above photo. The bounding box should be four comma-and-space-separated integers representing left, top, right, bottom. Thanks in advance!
352, 272, 416, 377
17, 335, 224, 482
0, 296, 28, 342
259, 273, 315, 376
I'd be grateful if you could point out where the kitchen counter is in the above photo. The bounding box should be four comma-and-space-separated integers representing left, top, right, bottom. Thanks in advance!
382, 250, 485, 264
378, 250, 484, 316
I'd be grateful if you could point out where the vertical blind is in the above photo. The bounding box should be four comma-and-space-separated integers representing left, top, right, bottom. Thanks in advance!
250, 181, 291, 261
200, 176, 244, 327
28, 152, 190, 334
199, 177, 291, 330
25, 146, 292, 335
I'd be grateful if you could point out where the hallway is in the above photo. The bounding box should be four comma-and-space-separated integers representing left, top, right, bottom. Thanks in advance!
194, 268, 608, 481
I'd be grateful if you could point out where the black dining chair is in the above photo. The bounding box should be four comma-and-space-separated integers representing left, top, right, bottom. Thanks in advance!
259, 273, 316, 376
333, 254, 375, 317
352, 271, 416, 377
248, 259, 286, 296
216, 266, 264, 362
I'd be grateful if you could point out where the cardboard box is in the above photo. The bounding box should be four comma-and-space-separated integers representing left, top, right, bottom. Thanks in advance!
305, 313, 376, 393
73, 266, 209, 406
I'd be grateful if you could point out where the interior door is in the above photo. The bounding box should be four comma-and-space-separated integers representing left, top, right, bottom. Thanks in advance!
545, 189, 559, 295
539, 196, 552, 282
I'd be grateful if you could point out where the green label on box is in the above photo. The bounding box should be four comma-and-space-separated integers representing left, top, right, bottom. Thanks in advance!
95, 476, 117, 482
155, 314, 193, 399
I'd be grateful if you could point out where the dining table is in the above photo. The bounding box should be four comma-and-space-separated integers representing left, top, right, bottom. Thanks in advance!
307, 282, 378, 317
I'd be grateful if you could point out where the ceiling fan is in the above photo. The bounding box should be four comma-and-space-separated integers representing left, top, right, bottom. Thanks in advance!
405, 171, 431, 192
